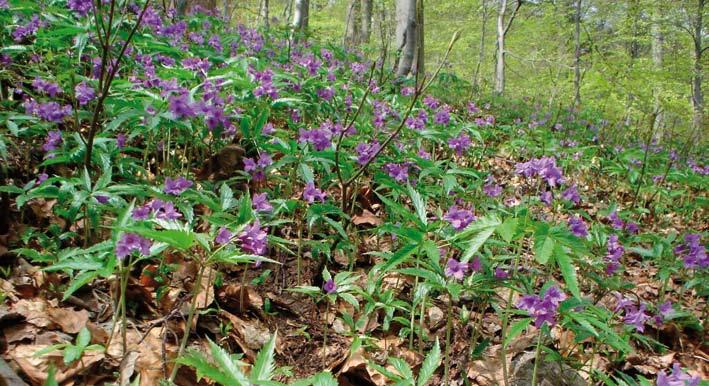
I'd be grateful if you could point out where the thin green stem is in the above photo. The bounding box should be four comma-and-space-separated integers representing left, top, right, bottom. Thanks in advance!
531, 330, 544, 386
169, 261, 206, 382
443, 293, 453, 386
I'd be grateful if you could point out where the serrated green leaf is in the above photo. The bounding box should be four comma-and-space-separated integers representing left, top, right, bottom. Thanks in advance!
555, 244, 580, 299
417, 338, 440, 386
504, 318, 532, 346
251, 333, 277, 383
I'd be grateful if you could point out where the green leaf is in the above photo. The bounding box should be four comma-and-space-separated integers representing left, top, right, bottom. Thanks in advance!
220, 183, 235, 210
310, 371, 338, 386
43, 365, 59, 386
377, 244, 417, 273
496, 217, 518, 243
124, 227, 194, 250
504, 318, 532, 346
208, 339, 250, 385
388, 357, 414, 381
406, 185, 427, 227
555, 244, 580, 299
251, 333, 277, 383
460, 225, 497, 263
76, 327, 91, 348
417, 339, 441, 386
534, 223, 555, 265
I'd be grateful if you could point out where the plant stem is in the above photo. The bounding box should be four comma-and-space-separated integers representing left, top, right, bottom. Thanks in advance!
323, 299, 329, 369
531, 329, 544, 386
443, 293, 453, 386
169, 261, 206, 382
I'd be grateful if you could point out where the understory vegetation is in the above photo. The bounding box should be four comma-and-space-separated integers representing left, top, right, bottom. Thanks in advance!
0, 1, 706, 385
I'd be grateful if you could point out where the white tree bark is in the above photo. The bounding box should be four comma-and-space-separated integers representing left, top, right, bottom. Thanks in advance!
651, 6, 664, 130
691, 0, 704, 130
573, 0, 582, 107
345, 0, 361, 46
395, 0, 417, 77
292, 0, 309, 31
494, 0, 520, 94
260, 0, 270, 28
361, 0, 373, 43
473, 0, 489, 92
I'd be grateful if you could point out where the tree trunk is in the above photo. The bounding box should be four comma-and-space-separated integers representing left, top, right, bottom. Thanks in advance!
260, 0, 270, 28
415, 0, 424, 76
691, 0, 704, 130
345, 0, 361, 47
651, 6, 664, 130
573, 0, 582, 107
360, 0, 373, 43
473, 0, 489, 93
395, 0, 417, 77
293, 0, 309, 32
494, 0, 508, 94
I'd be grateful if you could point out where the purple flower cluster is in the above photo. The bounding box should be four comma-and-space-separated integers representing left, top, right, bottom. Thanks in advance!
406, 110, 428, 130
448, 133, 472, 156
0, 0, 8, 10
483, 181, 502, 197
383, 162, 411, 182
215, 227, 233, 245
540, 191, 553, 206
252, 193, 273, 212
182, 57, 210, 73
42, 130, 62, 153
609, 210, 624, 229
244, 153, 273, 181
116, 233, 152, 260
515, 157, 565, 187
567, 215, 588, 238
32, 77, 61, 97
299, 124, 333, 151
605, 234, 624, 275
614, 296, 651, 332
252, 68, 278, 99
13, 15, 41, 42
434, 106, 451, 126
444, 205, 476, 231
674, 234, 707, 269
445, 258, 469, 280
238, 220, 268, 255
561, 184, 580, 204
656, 364, 700, 386
132, 199, 182, 221
24, 100, 72, 123
355, 142, 380, 165
168, 93, 196, 119
423, 95, 439, 109
67, 0, 92, 16
74, 81, 95, 105
474, 115, 495, 126
303, 182, 327, 203
323, 278, 337, 294
163, 177, 193, 195
516, 285, 566, 328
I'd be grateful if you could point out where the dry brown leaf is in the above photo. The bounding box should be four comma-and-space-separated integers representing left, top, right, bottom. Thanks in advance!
194, 266, 216, 309
9, 343, 103, 384
47, 307, 89, 334
13, 299, 53, 328
219, 284, 264, 312
4, 323, 38, 344
119, 351, 139, 386
352, 210, 383, 226
106, 324, 175, 386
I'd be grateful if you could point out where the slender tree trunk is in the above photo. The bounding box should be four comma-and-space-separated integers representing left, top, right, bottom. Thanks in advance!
415, 0, 424, 76
473, 0, 489, 93
494, 0, 508, 94
395, 0, 417, 77
260, 0, 270, 28
651, 6, 664, 130
573, 0, 582, 107
345, 0, 361, 47
691, 0, 704, 130
293, 0, 309, 32
361, 0, 373, 43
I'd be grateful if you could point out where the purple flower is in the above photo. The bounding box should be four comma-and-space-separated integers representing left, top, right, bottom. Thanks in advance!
303, 182, 327, 203
153, 200, 182, 220
74, 81, 95, 106
383, 163, 411, 183
132, 204, 152, 220
261, 122, 276, 136
238, 220, 268, 255
568, 216, 588, 238
444, 205, 476, 231
252, 193, 273, 212
323, 278, 337, 294
25, 100, 72, 123
483, 182, 502, 197
32, 77, 61, 97
67, 0, 92, 16
561, 185, 580, 205
613, 292, 634, 313
623, 303, 650, 332
13, 15, 41, 42
116, 133, 127, 149
625, 222, 639, 235
494, 268, 509, 279
448, 133, 472, 156
516, 285, 566, 328
36, 173, 49, 185
609, 210, 624, 230
95, 195, 110, 204
116, 233, 152, 260
168, 93, 196, 118
163, 177, 193, 195
42, 130, 62, 153
0, 0, 8, 10
540, 191, 553, 206
605, 235, 624, 275
515, 157, 565, 187
470, 256, 482, 272
423, 95, 439, 109
434, 107, 451, 126
445, 258, 469, 280
244, 153, 273, 181
656, 363, 700, 386
654, 301, 674, 326
215, 227, 233, 245
299, 125, 333, 151
355, 142, 380, 165
674, 234, 707, 269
